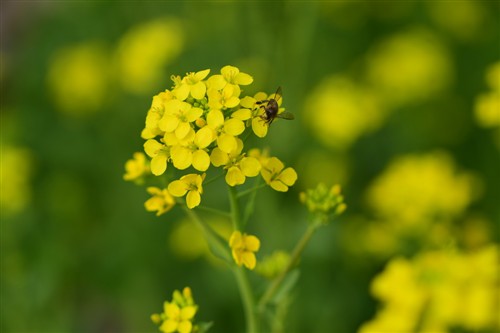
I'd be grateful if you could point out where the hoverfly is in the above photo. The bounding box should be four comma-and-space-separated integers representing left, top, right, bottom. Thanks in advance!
256, 87, 294, 125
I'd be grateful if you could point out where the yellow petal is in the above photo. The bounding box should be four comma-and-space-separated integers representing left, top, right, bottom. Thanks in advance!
171, 146, 192, 170
266, 157, 285, 173
168, 180, 188, 197
270, 180, 289, 192
229, 231, 243, 248
207, 74, 226, 90
195, 68, 210, 81
207, 109, 224, 128
244, 235, 261, 251
191, 81, 206, 99
178, 320, 193, 333
241, 252, 257, 270
192, 150, 210, 171
165, 302, 180, 317
159, 114, 179, 133
151, 153, 168, 176
221, 65, 239, 79
224, 119, 245, 136
240, 96, 256, 108
195, 126, 213, 148
226, 166, 245, 186
175, 121, 192, 140
160, 319, 178, 333
225, 96, 240, 108
144, 139, 163, 157
240, 157, 261, 177
186, 107, 203, 122
180, 306, 197, 320
232, 109, 252, 120
175, 84, 190, 101
210, 148, 229, 167
217, 133, 237, 153
235, 72, 253, 85
278, 167, 298, 186
252, 117, 268, 138
186, 190, 201, 209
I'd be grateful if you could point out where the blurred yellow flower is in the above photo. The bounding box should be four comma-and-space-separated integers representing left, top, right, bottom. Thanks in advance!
229, 231, 260, 270
115, 19, 183, 94
0, 145, 33, 214
303, 76, 383, 150
366, 152, 477, 230
123, 152, 150, 182
47, 42, 109, 115
152, 287, 198, 333
255, 251, 290, 279
427, 0, 486, 41
360, 245, 500, 333
475, 61, 500, 129
366, 29, 452, 106
144, 187, 175, 216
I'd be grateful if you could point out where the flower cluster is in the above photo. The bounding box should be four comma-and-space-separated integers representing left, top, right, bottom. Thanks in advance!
359, 245, 500, 333
151, 287, 198, 333
125, 65, 297, 211
300, 183, 346, 224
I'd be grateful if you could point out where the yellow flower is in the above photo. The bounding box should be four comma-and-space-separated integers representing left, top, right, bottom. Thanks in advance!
123, 152, 150, 182
144, 139, 170, 176
255, 251, 290, 279
261, 157, 298, 192
229, 231, 260, 270
142, 90, 174, 139
144, 187, 175, 216
174, 69, 210, 100
152, 287, 198, 333
159, 99, 203, 140
207, 85, 240, 110
160, 302, 197, 333
168, 174, 205, 209
210, 138, 261, 186
169, 126, 213, 171
207, 65, 253, 95
205, 109, 245, 153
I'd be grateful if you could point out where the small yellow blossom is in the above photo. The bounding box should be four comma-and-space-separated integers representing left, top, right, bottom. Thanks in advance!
207, 85, 240, 110
123, 152, 150, 182
169, 126, 213, 171
144, 139, 170, 176
210, 138, 261, 186
229, 231, 260, 270
142, 90, 174, 139
475, 61, 500, 128
159, 99, 203, 140
152, 287, 198, 333
168, 174, 205, 209
144, 187, 175, 216
205, 109, 245, 153
207, 65, 253, 96
261, 157, 298, 192
174, 69, 210, 100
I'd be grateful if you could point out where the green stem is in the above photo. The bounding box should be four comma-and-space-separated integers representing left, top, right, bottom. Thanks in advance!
181, 206, 231, 262
228, 186, 241, 230
258, 224, 318, 311
233, 267, 257, 333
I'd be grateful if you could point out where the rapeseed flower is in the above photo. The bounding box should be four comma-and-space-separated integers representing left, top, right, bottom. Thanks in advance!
159, 99, 203, 140
123, 152, 150, 182
152, 287, 198, 333
168, 174, 205, 209
144, 139, 170, 176
261, 157, 298, 192
144, 187, 175, 216
229, 231, 261, 270
174, 69, 210, 100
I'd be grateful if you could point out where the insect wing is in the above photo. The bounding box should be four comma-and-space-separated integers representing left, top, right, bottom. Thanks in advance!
277, 111, 294, 120
271, 86, 282, 103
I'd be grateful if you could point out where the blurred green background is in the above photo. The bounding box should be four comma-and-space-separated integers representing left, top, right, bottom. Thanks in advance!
2, 1, 499, 333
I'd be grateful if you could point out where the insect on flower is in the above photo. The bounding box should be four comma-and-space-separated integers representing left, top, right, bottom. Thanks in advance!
256, 87, 294, 126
